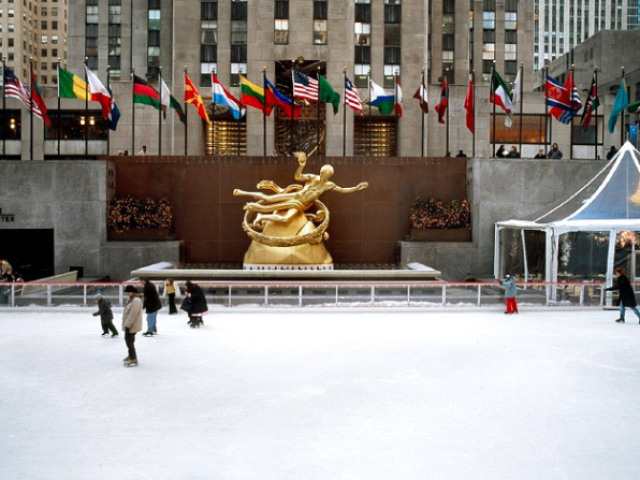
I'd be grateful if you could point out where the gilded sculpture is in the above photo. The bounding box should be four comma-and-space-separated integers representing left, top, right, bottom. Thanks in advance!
233, 152, 368, 267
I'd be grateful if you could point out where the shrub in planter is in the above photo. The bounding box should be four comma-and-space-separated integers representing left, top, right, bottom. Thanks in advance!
409, 198, 470, 230
107, 195, 173, 233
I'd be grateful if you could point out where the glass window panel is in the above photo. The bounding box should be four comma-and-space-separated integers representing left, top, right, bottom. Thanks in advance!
355, 22, 371, 45
148, 10, 161, 30
313, 20, 327, 44
355, 3, 371, 22
201, 25, 218, 44
231, 21, 247, 44
314, 1, 328, 20
201, 1, 218, 20
483, 11, 495, 29
384, 4, 401, 23
505, 12, 517, 29
385, 23, 401, 45
275, 1, 289, 18
442, 14, 455, 34
275, 19, 289, 44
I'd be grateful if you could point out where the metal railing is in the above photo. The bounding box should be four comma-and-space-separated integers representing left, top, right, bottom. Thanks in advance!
0, 280, 612, 308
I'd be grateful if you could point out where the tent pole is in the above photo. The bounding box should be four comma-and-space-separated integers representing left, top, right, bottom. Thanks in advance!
605, 229, 617, 307
521, 229, 529, 289
494, 226, 501, 279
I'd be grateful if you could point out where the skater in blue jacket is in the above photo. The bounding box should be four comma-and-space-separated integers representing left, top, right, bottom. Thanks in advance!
501, 274, 518, 314
605, 267, 640, 323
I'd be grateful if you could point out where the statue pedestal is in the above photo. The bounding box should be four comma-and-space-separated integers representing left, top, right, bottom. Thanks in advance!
242, 209, 333, 268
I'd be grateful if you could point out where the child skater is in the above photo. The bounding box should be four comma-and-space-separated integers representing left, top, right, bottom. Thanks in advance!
501, 274, 519, 314
93, 293, 118, 337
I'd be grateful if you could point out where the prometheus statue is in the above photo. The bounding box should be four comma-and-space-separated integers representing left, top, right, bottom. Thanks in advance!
233, 152, 368, 269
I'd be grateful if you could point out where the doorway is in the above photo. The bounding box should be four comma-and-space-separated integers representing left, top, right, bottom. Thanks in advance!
0, 229, 54, 281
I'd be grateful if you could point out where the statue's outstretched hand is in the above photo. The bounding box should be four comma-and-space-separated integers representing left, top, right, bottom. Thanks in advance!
359, 182, 369, 189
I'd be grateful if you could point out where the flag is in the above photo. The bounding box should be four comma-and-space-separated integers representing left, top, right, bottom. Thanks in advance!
3, 68, 45, 120
160, 78, 186, 124
84, 66, 112, 119
608, 76, 629, 134
434, 77, 448, 124
292, 69, 318, 102
628, 100, 640, 114
31, 71, 51, 127
184, 73, 210, 123
211, 73, 244, 120
318, 75, 340, 115
133, 75, 162, 111
264, 77, 301, 119
394, 77, 403, 119
239, 75, 273, 115
344, 76, 363, 116
490, 70, 513, 115
464, 76, 474, 134
579, 75, 599, 130
108, 98, 120, 131
413, 84, 428, 114
58, 67, 91, 100
545, 74, 582, 124
511, 69, 521, 105
369, 80, 394, 115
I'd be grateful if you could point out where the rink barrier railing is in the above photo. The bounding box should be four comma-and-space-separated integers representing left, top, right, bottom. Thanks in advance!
0, 280, 617, 308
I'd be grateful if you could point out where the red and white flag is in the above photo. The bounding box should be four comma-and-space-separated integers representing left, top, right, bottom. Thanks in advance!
84, 65, 112, 119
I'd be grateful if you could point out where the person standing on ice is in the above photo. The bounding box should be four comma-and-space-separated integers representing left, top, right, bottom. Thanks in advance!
184, 280, 208, 328
501, 274, 518, 314
605, 267, 640, 323
139, 277, 162, 336
93, 293, 118, 337
122, 285, 143, 366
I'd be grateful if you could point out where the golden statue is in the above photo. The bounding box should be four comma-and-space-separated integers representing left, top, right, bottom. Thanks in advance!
233, 152, 368, 268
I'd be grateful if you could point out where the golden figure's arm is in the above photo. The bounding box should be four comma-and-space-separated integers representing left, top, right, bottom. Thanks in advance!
332, 181, 369, 194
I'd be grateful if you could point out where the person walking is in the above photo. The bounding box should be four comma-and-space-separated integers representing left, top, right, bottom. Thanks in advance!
139, 277, 162, 336
92, 293, 118, 337
501, 274, 518, 314
605, 267, 640, 323
185, 280, 208, 328
122, 285, 143, 366
166, 278, 178, 315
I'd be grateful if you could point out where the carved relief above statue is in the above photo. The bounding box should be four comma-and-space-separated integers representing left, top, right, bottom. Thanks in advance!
233, 152, 368, 268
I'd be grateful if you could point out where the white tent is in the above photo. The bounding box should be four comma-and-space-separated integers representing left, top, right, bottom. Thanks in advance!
494, 142, 640, 301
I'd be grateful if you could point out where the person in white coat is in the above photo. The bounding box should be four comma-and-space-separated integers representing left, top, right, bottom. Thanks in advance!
122, 285, 143, 366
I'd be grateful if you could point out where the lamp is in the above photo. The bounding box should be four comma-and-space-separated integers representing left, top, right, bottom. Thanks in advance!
89, 116, 95, 126
9, 118, 16, 130
80, 116, 86, 126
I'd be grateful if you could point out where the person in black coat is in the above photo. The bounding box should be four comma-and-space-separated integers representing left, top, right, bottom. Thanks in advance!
92, 293, 118, 336
605, 267, 640, 323
139, 277, 162, 336
184, 280, 208, 328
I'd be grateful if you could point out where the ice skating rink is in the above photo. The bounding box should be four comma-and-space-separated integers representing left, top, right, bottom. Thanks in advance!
1, 307, 639, 480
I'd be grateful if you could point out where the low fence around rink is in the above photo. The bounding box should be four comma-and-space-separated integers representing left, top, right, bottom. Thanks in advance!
0, 280, 618, 309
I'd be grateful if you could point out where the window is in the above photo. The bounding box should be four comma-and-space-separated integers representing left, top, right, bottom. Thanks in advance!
41, 35, 48, 44
491, 114, 548, 144
230, 62, 246, 87
384, 3, 401, 23
355, 21, 370, 45
313, 1, 327, 45
354, 63, 370, 89
355, 45, 370, 64
201, 1, 217, 20
231, 21, 247, 45
86, 5, 98, 24
505, 12, 517, 30
443, 0, 454, 14
504, 44, 517, 61
200, 62, 216, 85
383, 64, 399, 88
275, 1, 288, 44
109, 5, 121, 24
483, 11, 495, 29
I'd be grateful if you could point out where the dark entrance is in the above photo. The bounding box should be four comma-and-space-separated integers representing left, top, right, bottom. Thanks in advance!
0, 229, 54, 281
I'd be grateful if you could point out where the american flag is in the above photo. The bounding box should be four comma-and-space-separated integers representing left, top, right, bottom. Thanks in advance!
344, 76, 363, 116
292, 69, 318, 102
4, 68, 45, 120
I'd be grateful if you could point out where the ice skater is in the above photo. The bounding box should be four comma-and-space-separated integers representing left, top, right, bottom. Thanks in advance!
139, 277, 162, 336
605, 267, 640, 323
184, 280, 208, 328
122, 285, 142, 366
165, 278, 178, 315
92, 293, 118, 337
501, 274, 518, 314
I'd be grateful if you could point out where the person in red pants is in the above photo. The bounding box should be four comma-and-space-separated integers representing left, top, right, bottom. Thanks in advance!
501, 274, 519, 314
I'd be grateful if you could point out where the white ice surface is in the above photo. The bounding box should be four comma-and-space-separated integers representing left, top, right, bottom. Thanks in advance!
1, 307, 639, 480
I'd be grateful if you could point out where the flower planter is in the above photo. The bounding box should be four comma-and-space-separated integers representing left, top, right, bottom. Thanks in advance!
409, 228, 471, 242
108, 228, 173, 241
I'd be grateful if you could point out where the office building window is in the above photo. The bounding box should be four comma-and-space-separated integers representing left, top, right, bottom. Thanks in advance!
201, 1, 218, 85
230, 62, 246, 88
275, 1, 289, 44
313, 1, 328, 45
108, 0, 121, 79
147, 2, 161, 79
202, 1, 217, 20
354, 63, 369, 89
505, 12, 517, 30
86, 0, 98, 69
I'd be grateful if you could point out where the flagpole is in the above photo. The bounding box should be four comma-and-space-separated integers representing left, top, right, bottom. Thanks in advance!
492, 62, 496, 158
1, 56, 5, 158
29, 58, 34, 160
518, 62, 523, 155
471, 70, 476, 158
106, 65, 111, 157
316, 66, 321, 156
262, 67, 267, 157
290, 60, 295, 155
131, 67, 135, 155
594, 66, 598, 160
545, 66, 551, 155
83, 58, 89, 159
57, 60, 61, 160
367, 71, 371, 157
211, 67, 216, 155
343, 68, 347, 157
569, 64, 575, 159
183, 66, 188, 156
158, 66, 163, 156
445, 68, 450, 156
621, 66, 626, 147
421, 68, 425, 157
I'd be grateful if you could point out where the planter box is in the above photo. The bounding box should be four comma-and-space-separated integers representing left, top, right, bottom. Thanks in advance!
409, 228, 471, 242
108, 228, 173, 241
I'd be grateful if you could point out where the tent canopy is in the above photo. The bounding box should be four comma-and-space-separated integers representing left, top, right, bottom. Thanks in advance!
497, 142, 640, 231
